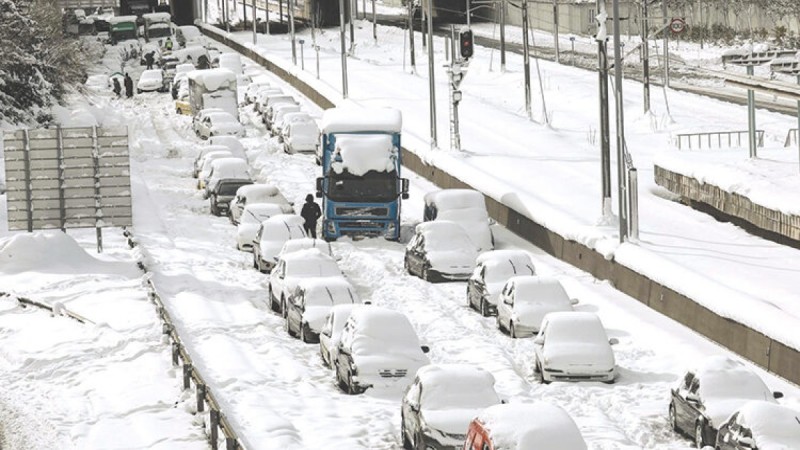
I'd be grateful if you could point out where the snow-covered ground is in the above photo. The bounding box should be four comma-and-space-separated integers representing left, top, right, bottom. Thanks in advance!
2, 6, 800, 449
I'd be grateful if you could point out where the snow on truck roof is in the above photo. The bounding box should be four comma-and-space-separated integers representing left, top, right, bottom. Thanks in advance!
331, 135, 397, 176
321, 108, 402, 134
108, 15, 138, 24
187, 68, 236, 90
143, 12, 171, 21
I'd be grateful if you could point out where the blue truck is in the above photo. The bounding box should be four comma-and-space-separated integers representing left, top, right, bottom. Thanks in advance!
315, 107, 409, 241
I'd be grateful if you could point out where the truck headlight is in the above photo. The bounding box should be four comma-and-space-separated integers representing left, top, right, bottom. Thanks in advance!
385, 222, 397, 239
326, 221, 336, 234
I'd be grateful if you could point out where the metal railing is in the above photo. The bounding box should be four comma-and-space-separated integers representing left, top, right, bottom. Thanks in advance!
124, 229, 244, 450
784, 128, 798, 147
675, 130, 765, 149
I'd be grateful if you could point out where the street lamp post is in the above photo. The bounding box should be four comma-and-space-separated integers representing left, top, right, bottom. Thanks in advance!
339, 0, 349, 98
290, 0, 297, 65
500, 0, 506, 72
427, 0, 437, 147
522, 0, 532, 119
612, 0, 629, 242
299, 39, 305, 70
596, 0, 612, 218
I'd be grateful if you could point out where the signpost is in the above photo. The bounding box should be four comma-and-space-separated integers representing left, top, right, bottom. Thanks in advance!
3, 126, 132, 252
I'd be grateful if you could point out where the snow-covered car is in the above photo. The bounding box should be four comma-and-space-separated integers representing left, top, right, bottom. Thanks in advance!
283, 118, 320, 155
175, 25, 203, 48
172, 45, 210, 67
715, 401, 800, 450
669, 356, 784, 448
253, 88, 284, 113
209, 179, 253, 216
277, 238, 334, 260
192, 144, 231, 178
275, 111, 313, 138
533, 312, 618, 384
236, 203, 285, 251
202, 157, 250, 199
496, 276, 577, 338
401, 364, 501, 450
252, 214, 306, 274
208, 135, 246, 160
285, 277, 361, 343
170, 63, 195, 99
228, 184, 293, 225
268, 248, 342, 316
196, 150, 234, 189
423, 189, 495, 252
334, 306, 430, 394
136, 69, 166, 93
196, 111, 245, 140
319, 304, 363, 369
192, 108, 225, 134
464, 402, 587, 450
467, 249, 536, 316
244, 79, 273, 105
260, 94, 298, 127
404, 221, 478, 282
269, 103, 301, 134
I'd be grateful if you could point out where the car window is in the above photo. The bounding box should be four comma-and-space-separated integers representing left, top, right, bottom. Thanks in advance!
679, 372, 695, 394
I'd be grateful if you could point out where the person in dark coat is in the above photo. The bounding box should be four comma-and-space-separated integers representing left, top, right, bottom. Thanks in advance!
124, 73, 133, 98
112, 77, 121, 97
197, 54, 210, 69
144, 51, 155, 70
300, 194, 322, 238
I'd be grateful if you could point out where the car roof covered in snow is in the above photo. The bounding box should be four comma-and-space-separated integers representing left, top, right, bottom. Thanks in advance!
280, 238, 332, 257
506, 276, 568, 300
321, 107, 402, 134
477, 402, 587, 450
734, 401, 800, 448
415, 364, 499, 410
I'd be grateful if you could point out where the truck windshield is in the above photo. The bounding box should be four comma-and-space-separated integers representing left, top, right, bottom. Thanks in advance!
326, 170, 397, 203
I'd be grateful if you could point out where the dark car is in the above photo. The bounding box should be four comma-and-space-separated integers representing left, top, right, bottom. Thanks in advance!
285, 277, 360, 343
715, 401, 800, 450
668, 356, 783, 448
209, 179, 253, 216
466, 249, 536, 316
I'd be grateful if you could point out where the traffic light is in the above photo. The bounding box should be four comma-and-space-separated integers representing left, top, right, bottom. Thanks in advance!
459, 29, 474, 59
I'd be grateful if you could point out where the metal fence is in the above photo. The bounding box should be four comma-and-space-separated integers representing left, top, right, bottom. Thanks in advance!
3, 126, 132, 251
675, 130, 765, 149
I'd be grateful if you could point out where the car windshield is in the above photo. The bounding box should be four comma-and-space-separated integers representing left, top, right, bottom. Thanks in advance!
326, 169, 397, 203
306, 286, 356, 307
210, 114, 236, 124
219, 182, 251, 196
546, 318, 606, 344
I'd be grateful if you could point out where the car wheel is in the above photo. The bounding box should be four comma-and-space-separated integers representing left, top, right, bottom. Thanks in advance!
300, 323, 310, 343
480, 298, 491, 317
320, 348, 330, 368
668, 403, 678, 431
537, 361, 550, 384
421, 265, 430, 281
252, 254, 258, 270
175, 107, 181, 114
401, 416, 412, 450
510, 321, 517, 338
345, 369, 357, 395
281, 297, 288, 319
694, 422, 705, 448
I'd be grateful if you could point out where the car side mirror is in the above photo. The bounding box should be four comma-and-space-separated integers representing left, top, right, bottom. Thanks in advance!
532, 336, 544, 345
500, 398, 507, 404
773, 391, 784, 399
420, 345, 430, 354
570, 298, 579, 306
608, 337, 619, 345
364, 300, 372, 305
409, 402, 420, 412
315, 177, 324, 198
273, 256, 279, 261
487, 218, 497, 226
738, 436, 755, 449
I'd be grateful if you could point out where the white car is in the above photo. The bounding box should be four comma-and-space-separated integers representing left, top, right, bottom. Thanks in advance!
274, 111, 312, 137
253, 88, 284, 113
208, 135, 246, 160
196, 150, 234, 189
136, 69, 165, 93
467, 249, 537, 316
277, 238, 334, 260
252, 214, 306, 274
404, 221, 479, 282
533, 312, 618, 384
285, 277, 361, 343
334, 306, 430, 394
228, 183, 293, 225
319, 304, 363, 368
261, 94, 298, 127
268, 248, 342, 316
715, 401, 800, 450
401, 364, 501, 450
236, 203, 285, 251
283, 119, 320, 154
269, 103, 301, 134
192, 144, 231, 178
202, 157, 250, 198
466, 402, 587, 450
192, 108, 225, 134
496, 276, 577, 338
175, 25, 204, 48
423, 189, 495, 252
196, 111, 245, 140
244, 77, 272, 104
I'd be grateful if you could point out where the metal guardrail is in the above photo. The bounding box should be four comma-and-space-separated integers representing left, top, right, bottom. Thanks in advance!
785, 128, 798, 147
123, 228, 243, 450
0, 292, 94, 324
675, 130, 765, 149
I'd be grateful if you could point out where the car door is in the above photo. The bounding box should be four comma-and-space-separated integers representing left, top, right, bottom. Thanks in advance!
467, 265, 486, 308
287, 287, 304, 335
405, 233, 423, 275
672, 372, 699, 435
497, 282, 514, 330
319, 312, 335, 365
402, 380, 422, 443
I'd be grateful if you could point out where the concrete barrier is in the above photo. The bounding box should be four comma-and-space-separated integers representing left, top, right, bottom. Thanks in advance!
202, 27, 800, 387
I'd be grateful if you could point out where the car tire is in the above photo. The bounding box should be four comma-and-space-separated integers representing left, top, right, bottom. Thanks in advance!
510, 321, 517, 338
320, 348, 330, 368
281, 297, 288, 319
269, 287, 279, 312
175, 107, 181, 114
300, 323, 310, 343
668, 403, 678, 432
694, 422, 705, 449
252, 254, 258, 270
537, 361, 550, 384
421, 265, 429, 282
480, 298, 491, 317
401, 416, 412, 450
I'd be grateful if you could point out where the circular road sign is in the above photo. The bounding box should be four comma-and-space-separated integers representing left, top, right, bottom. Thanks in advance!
670, 17, 686, 34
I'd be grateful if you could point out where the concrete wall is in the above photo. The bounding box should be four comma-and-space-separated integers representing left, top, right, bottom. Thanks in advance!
201, 25, 800, 387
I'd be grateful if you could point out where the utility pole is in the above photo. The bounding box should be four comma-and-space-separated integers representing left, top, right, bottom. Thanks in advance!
596, 0, 612, 217
612, 0, 628, 242
500, 0, 506, 72
522, 0, 532, 119
339, 0, 349, 98
642, 0, 650, 112
252, 0, 256, 45
553, 0, 560, 63
408, 3, 416, 72
290, 0, 297, 65
662, 0, 670, 88
349, 0, 356, 54
427, 0, 437, 147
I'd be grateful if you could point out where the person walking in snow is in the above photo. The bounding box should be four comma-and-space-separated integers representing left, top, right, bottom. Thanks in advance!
144, 51, 155, 70
164, 36, 173, 51
300, 194, 322, 238
112, 77, 121, 97
124, 73, 133, 98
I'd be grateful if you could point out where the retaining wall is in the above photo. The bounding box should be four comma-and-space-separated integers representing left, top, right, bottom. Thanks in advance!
201, 26, 800, 386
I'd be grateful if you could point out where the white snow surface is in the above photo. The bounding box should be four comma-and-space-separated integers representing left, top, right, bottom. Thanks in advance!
2, 7, 800, 450
331, 134, 397, 175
